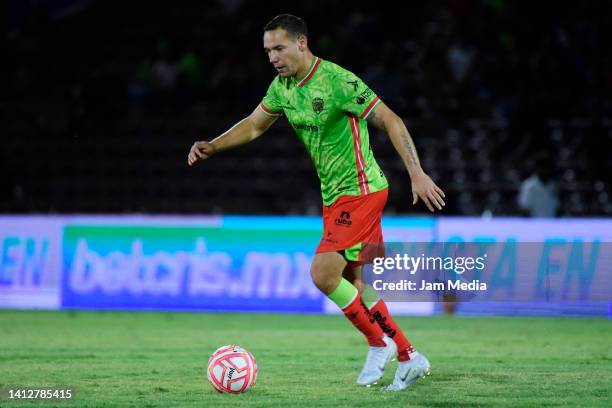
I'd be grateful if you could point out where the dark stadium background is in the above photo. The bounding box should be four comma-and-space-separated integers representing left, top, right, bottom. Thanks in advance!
2, 0, 611, 216
2, 3, 612, 406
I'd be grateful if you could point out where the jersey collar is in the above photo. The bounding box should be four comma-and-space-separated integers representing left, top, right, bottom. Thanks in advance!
296, 56, 321, 88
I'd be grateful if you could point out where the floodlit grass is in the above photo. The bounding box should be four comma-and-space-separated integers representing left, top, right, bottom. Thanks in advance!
0, 310, 611, 407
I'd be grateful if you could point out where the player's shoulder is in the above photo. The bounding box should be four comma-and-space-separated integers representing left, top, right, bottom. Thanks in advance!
318, 60, 368, 101
318, 60, 365, 96
266, 74, 292, 92
268, 74, 284, 87
319, 59, 358, 80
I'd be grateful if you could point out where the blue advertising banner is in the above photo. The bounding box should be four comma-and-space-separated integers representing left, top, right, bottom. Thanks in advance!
363, 241, 611, 302
0, 217, 62, 309
1, 215, 609, 316
61, 218, 324, 313
433, 218, 612, 316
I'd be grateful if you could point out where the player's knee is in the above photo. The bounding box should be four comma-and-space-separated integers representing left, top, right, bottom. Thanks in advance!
310, 252, 346, 294
310, 260, 342, 294
310, 263, 335, 294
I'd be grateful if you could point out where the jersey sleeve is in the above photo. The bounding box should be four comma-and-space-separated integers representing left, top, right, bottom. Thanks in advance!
259, 79, 284, 117
335, 70, 382, 120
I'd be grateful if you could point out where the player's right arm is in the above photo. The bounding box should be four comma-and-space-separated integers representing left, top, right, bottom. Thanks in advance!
367, 102, 445, 212
187, 106, 278, 166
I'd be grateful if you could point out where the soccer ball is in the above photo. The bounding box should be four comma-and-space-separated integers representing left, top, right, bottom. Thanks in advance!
207, 345, 257, 394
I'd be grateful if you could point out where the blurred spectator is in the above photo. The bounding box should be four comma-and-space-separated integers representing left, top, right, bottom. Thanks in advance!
127, 59, 153, 106
447, 38, 476, 84
152, 40, 178, 90
518, 155, 559, 217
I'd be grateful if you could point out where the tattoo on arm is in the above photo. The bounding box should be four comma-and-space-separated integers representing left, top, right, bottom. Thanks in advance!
400, 129, 419, 166
366, 109, 386, 131
367, 107, 420, 166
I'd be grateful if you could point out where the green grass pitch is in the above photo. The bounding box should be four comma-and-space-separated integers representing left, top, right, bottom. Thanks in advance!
1, 310, 611, 407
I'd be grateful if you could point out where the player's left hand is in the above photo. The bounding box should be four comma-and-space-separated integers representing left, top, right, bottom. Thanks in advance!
187, 141, 216, 166
411, 171, 446, 212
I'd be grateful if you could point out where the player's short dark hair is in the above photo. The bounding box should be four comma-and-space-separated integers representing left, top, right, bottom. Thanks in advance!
263, 14, 308, 39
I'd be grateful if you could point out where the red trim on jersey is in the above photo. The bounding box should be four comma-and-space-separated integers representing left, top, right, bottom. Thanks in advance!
260, 102, 282, 115
347, 114, 370, 195
297, 57, 321, 87
359, 96, 380, 119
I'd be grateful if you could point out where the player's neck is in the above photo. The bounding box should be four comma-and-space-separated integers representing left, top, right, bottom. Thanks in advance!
294, 52, 315, 81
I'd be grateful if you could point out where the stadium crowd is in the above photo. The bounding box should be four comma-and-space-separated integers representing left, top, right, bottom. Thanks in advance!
2, 0, 611, 215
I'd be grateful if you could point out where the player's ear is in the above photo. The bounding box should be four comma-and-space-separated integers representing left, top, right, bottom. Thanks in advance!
297, 35, 307, 51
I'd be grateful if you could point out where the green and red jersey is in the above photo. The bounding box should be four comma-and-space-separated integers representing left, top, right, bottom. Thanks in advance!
260, 57, 388, 205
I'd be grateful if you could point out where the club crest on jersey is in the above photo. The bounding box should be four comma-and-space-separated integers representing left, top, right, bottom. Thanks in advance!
312, 97, 324, 114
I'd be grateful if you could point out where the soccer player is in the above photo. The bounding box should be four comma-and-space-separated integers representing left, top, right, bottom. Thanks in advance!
187, 14, 445, 391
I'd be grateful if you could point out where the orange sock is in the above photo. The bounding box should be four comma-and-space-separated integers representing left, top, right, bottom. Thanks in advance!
370, 300, 415, 360
343, 295, 385, 347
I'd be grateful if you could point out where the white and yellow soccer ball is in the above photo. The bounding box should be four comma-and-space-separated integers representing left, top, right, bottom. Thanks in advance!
207, 345, 257, 394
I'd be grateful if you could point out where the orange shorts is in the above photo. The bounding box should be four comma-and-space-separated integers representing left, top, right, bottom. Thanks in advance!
316, 188, 388, 265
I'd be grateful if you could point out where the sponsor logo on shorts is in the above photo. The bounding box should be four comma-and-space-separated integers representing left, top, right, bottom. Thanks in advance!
323, 230, 338, 243
334, 211, 352, 227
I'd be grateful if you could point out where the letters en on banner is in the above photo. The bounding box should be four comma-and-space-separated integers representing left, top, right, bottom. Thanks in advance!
0, 218, 62, 309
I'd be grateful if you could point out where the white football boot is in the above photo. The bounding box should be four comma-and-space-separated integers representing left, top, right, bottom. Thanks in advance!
356, 335, 397, 386
384, 351, 431, 391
